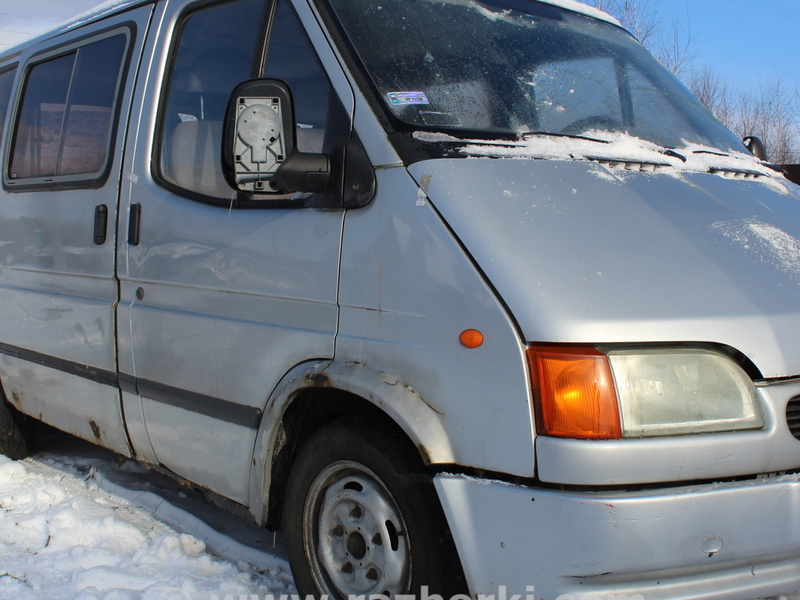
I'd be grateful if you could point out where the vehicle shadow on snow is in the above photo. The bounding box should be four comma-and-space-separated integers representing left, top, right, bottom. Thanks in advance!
32, 425, 292, 576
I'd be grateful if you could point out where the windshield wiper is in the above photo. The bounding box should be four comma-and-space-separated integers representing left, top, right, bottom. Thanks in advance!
520, 131, 611, 144
522, 131, 689, 164
663, 148, 687, 162
692, 149, 729, 157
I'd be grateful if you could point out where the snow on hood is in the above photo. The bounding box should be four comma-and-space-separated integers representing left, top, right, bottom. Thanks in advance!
408, 157, 800, 378
413, 130, 791, 192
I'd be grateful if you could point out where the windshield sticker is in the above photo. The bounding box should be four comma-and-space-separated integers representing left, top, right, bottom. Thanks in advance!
387, 91, 430, 106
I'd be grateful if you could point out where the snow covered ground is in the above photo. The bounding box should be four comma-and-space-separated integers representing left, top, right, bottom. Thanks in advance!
0, 430, 297, 600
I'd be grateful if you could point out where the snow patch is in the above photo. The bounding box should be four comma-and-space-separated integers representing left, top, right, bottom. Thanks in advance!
413, 131, 464, 143
712, 219, 800, 279
0, 455, 26, 481
537, 0, 620, 25
0, 452, 295, 600
589, 167, 621, 183
448, 131, 792, 191
423, 0, 619, 26
61, 0, 146, 32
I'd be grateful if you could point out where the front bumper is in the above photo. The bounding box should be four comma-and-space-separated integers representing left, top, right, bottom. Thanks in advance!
434, 472, 800, 600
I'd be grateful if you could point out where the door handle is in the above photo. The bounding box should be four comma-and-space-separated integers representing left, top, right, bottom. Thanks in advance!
128, 203, 141, 246
93, 204, 108, 245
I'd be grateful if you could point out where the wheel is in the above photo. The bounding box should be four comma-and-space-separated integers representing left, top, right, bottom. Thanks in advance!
283, 418, 467, 600
0, 396, 33, 460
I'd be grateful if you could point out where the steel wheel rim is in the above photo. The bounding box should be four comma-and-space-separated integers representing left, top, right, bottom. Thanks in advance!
303, 460, 412, 598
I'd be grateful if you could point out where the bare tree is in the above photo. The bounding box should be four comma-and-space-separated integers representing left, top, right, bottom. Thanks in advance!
588, 0, 694, 76
591, 0, 661, 46
793, 83, 800, 161
734, 76, 799, 164
654, 8, 697, 77
589, 0, 800, 164
690, 66, 734, 127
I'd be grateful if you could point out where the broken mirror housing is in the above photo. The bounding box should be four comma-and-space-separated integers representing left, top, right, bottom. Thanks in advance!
223, 79, 295, 193
222, 78, 330, 196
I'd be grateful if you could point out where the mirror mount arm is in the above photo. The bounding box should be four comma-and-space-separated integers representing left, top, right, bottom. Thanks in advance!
276, 150, 331, 194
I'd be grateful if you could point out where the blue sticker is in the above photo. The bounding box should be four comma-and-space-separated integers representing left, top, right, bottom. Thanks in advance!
387, 91, 430, 106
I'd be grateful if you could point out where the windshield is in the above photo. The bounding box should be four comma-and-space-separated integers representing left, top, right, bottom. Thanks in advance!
326, 0, 744, 154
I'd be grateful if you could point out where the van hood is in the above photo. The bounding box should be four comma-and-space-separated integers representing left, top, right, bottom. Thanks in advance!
408, 158, 800, 378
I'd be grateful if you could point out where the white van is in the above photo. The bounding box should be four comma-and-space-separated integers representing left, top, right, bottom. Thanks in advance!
0, 0, 799, 598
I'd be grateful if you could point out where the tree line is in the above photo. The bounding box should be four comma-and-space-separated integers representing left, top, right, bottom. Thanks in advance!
588, 0, 800, 165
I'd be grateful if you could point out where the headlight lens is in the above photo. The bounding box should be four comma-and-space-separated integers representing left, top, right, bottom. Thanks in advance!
609, 350, 763, 437
528, 346, 764, 439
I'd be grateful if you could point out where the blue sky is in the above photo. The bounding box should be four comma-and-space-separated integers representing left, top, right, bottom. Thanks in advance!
0, 0, 103, 52
639, 0, 800, 90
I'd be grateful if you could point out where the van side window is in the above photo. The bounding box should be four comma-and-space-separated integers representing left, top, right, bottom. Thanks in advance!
0, 67, 17, 147
262, 0, 337, 155
158, 0, 263, 199
8, 33, 128, 184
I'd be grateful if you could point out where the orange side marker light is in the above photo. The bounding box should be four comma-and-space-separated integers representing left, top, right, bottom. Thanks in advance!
459, 329, 484, 348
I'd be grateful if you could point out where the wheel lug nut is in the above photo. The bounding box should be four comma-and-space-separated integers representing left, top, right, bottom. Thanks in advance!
350, 505, 363, 519
332, 525, 344, 537
372, 533, 382, 545
366, 567, 379, 581
342, 562, 354, 574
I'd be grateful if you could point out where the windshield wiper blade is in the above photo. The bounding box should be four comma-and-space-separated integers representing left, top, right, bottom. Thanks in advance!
520, 131, 611, 144
692, 149, 729, 156
662, 148, 687, 162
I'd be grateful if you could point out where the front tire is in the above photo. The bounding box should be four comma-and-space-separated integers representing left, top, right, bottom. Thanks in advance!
283, 418, 466, 599
0, 396, 33, 460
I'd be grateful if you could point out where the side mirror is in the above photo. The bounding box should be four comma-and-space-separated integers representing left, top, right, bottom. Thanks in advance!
743, 136, 767, 161
223, 79, 330, 195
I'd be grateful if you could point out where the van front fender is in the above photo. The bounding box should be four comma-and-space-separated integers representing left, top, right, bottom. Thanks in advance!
247, 359, 456, 524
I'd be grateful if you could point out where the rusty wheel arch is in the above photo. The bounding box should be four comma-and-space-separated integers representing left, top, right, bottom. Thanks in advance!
264, 386, 422, 529
247, 360, 455, 529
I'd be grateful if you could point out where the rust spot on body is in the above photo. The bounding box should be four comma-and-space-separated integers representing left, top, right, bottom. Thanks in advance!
417, 443, 433, 465
306, 373, 331, 388
89, 420, 102, 439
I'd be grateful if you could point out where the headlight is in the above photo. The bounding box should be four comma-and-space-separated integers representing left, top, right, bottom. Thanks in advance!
609, 350, 763, 437
528, 346, 764, 440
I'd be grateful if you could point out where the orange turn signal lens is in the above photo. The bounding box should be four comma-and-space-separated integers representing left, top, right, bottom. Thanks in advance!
459, 329, 484, 348
527, 346, 621, 439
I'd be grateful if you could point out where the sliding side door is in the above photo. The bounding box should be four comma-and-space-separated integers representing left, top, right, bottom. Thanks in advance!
0, 5, 155, 454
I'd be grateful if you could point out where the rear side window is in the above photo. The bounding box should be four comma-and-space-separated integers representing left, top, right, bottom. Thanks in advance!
7, 31, 129, 188
0, 66, 17, 146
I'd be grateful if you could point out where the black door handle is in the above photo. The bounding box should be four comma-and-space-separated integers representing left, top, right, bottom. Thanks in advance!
93, 204, 108, 245
128, 203, 141, 246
